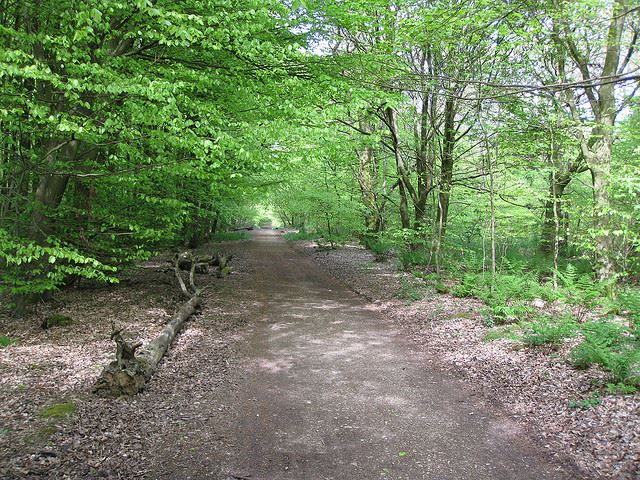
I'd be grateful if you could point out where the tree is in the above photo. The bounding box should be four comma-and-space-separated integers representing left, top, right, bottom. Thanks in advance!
0, 0, 315, 312
550, 0, 639, 280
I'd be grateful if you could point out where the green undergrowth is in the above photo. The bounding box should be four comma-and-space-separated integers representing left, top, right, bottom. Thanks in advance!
521, 314, 579, 347
0, 335, 16, 347
361, 234, 640, 393
482, 324, 522, 342
397, 277, 424, 302
482, 314, 639, 390
568, 394, 602, 410
210, 231, 251, 242
570, 321, 640, 388
283, 231, 318, 241
361, 235, 394, 261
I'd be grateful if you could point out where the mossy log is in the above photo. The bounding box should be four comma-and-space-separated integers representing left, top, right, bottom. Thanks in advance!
94, 295, 202, 396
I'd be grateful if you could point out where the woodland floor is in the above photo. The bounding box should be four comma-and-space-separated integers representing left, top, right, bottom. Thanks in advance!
0, 229, 636, 479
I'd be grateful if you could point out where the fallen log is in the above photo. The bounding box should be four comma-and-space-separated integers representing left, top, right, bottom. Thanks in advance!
94, 295, 202, 396
214, 253, 232, 277
94, 252, 203, 396
175, 251, 210, 273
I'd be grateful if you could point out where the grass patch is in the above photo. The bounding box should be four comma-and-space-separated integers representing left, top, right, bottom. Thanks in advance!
39, 402, 76, 419
0, 335, 16, 347
210, 231, 251, 242
568, 394, 601, 410
483, 325, 521, 342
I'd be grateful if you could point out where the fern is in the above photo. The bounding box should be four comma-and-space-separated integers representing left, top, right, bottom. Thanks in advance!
558, 263, 578, 289
620, 290, 640, 331
570, 321, 640, 386
522, 315, 578, 346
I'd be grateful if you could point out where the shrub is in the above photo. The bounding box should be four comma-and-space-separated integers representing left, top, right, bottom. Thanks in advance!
398, 248, 430, 270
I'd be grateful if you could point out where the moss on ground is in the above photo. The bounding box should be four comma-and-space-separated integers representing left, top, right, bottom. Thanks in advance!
41, 314, 74, 329
39, 402, 76, 419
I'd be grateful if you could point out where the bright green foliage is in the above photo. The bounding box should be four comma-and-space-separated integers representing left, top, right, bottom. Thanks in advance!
452, 273, 553, 325
1, 230, 117, 296
0, 0, 318, 306
570, 322, 640, 386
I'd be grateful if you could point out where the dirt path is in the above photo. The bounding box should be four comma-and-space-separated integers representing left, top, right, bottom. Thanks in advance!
150, 230, 578, 480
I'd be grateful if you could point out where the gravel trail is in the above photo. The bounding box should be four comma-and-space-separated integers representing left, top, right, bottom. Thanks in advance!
150, 230, 578, 480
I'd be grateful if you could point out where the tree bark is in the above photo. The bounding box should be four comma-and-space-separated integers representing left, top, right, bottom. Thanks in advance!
589, 133, 615, 280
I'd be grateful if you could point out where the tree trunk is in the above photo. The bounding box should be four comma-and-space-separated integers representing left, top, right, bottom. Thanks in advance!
433, 96, 455, 256
590, 136, 615, 281
385, 107, 412, 229
540, 173, 570, 253
356, 119, 379, 232
414, 93, 434, 227
29, 140, 78, 241
398, 181, 411, 229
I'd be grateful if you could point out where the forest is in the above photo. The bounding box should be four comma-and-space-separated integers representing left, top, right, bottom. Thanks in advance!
0, 0, 639, 479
